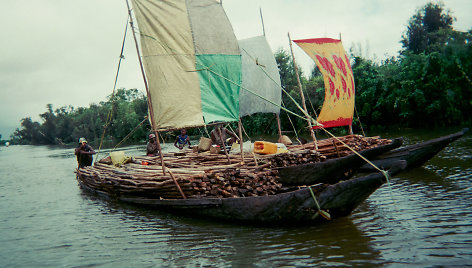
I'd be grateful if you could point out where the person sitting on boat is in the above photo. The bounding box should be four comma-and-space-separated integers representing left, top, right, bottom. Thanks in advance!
174, 128, 191, 149
75, 137, 96, 168
147, 133, 159, 156
210, 123, 239, 147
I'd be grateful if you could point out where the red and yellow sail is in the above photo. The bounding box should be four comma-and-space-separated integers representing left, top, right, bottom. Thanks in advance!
293, 38, 355, 129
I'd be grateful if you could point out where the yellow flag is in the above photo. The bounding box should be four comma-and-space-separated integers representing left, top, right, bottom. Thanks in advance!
294, 38, 354, 128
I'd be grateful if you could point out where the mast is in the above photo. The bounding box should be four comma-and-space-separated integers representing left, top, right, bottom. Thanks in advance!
238, 119, 244, 164
126, 0, 166, 174
288, 33, 318, 149
259, 8, 283, 140
260, 8, 265, 36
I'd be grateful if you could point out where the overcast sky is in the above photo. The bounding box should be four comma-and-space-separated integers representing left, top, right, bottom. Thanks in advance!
0, 0, 470, 138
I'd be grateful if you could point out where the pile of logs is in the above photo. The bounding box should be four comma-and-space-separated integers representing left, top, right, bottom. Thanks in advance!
78, 163, 296, 199
288, 134, 391, 159
77, 135, 392, 199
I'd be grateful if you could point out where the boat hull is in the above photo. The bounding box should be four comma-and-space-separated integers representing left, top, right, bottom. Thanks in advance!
278, 138, 403, 185
77, 169, 396, 224
360, 129, 468, 171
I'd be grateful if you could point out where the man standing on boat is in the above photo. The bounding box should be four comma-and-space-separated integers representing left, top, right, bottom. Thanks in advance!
210, 124, 239, 147
147, 133, 159, 156
75, 137, 96, 168
174, 128, 191, 149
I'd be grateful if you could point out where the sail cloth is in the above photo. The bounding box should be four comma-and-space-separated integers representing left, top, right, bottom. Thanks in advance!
239, 36, 281, 117
131, 0, 241, 130
293, 38, 355, 129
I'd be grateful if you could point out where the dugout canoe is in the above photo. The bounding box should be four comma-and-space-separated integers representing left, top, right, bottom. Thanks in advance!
360, 128, 468, 171
77, 161, 406, 224
277, 137, 403, 186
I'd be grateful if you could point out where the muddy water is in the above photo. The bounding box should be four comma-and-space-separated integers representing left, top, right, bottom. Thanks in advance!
1, 129, 471, 267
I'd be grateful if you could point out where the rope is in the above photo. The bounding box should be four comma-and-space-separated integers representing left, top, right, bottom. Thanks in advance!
203, 125, 210, 138
319, 126, 394, 206
307, 94, 319, 118
282, 100, 301, 142
203, 67, 312, 124
308, 186, 331, 220
112, 117, 148, 151
354, 105, 366, 137
193, 63, 390, 181
239, 120, 252, 141
95, 14, 130, 161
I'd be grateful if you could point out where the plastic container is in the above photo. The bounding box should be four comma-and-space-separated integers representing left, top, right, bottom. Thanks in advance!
230, 141, 254, 154
276, 143, 289, 154
110, 151, 125, 166
253, 141, 278, 155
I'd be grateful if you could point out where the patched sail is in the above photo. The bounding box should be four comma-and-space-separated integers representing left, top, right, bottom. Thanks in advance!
131, 0, 241, 130
293, 38, 355, 129
238, 36, 281, 117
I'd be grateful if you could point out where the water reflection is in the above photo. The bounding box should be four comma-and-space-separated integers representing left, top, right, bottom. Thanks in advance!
1, 129, 471, 267
80, 190, 382, 267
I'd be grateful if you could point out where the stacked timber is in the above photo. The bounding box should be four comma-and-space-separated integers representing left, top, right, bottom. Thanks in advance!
78, 162, 301, 199
77, 135, 392, 199
287, 135, 391, 158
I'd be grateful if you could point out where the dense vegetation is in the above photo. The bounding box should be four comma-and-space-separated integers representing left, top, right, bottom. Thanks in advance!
276, 2, 471, 134
9, 88, 150, 146
5, 2, 471, 146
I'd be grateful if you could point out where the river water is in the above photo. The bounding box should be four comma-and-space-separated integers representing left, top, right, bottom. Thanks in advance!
1, 129, 471, 267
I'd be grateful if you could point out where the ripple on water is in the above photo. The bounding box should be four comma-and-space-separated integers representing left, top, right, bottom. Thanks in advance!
1, 139, 471, 267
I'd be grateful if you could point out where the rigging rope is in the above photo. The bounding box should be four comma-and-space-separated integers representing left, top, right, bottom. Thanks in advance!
112, 117, 148, 151
203, 67, 312, 124
95, 14, 130, 161
281, 99, 301, 143
197, 65, 390, 184
354, 105, 366, 137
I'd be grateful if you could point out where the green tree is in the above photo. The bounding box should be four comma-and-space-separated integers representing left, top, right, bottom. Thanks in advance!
401, 2, 454, 54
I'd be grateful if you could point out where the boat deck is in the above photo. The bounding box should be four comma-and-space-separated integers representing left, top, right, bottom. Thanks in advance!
76, 135, 392, 199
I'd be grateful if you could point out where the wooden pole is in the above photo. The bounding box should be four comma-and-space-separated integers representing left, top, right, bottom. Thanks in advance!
126, 0, 166, 174
260, 8, 265, 36
217, 126, 231, 164
275, 113, 282, 141
288, 32, 318, 150
167, 169, 186, 199
339, 32, 353, 135
238, 118, 244, 164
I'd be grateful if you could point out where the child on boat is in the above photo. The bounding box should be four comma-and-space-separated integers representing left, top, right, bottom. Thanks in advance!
174, 128, 191, 149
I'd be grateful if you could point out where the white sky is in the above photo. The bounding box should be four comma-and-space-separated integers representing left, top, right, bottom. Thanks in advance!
0, 0, 470, 138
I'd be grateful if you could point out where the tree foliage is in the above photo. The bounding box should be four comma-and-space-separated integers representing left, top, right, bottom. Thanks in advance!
401, 2, 454, 54
10, 2, 471, 145
10, 88, 150, 146
354, 2, 471, 130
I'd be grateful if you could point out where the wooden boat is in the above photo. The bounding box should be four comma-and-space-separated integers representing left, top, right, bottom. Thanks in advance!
75, 0, 405, 224
360, 128, 468, 171
278, 137, 402, 185
77, 160, 406, 223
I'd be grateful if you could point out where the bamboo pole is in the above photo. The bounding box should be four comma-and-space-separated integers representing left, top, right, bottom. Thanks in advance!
238, 118, 244, 164
126, 0, 166, 174
167, 169, 186, 199
287, 32, 318, 150
260, 8, 265, 36
275, 113, 282, 141
217, 125, 231, 164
